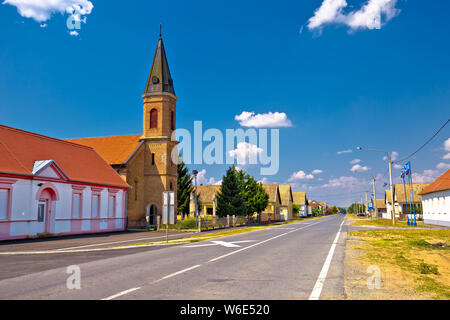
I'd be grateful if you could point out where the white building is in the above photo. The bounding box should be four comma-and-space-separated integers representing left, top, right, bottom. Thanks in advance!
0, 125, 129, 241
420, 170, 450, 227
384, 183, 430, 221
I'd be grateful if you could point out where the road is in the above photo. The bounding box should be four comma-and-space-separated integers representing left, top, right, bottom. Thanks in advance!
0, 214, 347, 300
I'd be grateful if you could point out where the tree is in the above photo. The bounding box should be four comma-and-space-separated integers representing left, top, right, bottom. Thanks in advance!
216, 166, 246, 217
292, 204, 300, 215
236, 169, 269, 217
177, 159, 193, 218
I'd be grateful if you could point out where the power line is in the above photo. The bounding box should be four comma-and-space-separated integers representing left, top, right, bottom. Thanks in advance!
395, 118, 450, 163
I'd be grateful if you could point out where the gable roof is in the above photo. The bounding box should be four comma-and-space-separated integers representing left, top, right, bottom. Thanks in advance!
419, 170, 450, 195
278, 185, 293, 206
292, 192, 307, 205
66, 134, 142, 165
375, 199, 386, 209
263, 184, 280, 204
0, 125, 128, 188
195, 185, 221, 203
385, 183, 430, 204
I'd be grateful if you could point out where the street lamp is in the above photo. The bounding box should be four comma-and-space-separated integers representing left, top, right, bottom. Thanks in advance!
357, 146, 396, 225
192, 170, 199, 217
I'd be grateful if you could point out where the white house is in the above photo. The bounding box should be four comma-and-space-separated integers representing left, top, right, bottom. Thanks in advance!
420, 170, 450, 227
384, 183, 430, 220
0, 125, 129, 241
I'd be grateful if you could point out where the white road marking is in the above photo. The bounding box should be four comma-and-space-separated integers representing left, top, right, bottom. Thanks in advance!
185, 240, 255, 248
55, 233, 195, 251
208, 217, 335, 263
309, 218, 346, 300
156, 265, 201, 282
102, 287, 141, 300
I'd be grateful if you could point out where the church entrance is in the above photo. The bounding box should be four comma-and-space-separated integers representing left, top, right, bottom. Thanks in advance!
146, 204, 158, 226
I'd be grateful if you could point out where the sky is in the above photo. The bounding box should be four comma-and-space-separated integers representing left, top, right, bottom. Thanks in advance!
1, 0, 449, 207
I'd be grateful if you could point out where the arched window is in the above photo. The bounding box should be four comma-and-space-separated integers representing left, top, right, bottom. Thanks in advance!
171, 111, 175, 131
150, 109, 158, 129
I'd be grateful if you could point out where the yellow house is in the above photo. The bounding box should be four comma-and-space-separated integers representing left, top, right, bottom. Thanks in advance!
261, 184, 281, 223
279, 184, 293, 221
190, 185, 221, 216
385, 183, 430, 220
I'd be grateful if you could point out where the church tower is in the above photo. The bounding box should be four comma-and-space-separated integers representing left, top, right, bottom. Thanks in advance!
141, 34, 178, 221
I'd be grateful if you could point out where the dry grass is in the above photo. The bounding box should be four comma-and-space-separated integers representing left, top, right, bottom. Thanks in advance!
345, 229, 450, 300
348, 214, 434, 228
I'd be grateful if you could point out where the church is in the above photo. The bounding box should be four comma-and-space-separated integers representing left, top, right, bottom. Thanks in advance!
68, 35, 178, 228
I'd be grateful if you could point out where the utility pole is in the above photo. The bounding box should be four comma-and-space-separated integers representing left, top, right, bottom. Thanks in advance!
365, 191, 368, 216
372, 177, 378, 220
388, 156, 396, 225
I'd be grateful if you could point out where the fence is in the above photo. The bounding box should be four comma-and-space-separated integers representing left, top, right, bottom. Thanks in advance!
199, 215, 259, 231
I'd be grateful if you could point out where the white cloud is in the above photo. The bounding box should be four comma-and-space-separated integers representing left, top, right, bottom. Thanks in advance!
312, 169, 323, 175
69, 30, 79, 36
350, 158, 361, 164
413, 169, 439, 183
337, 149, 352, 155
436, 163, 450, 170
3, 0, 94, 24
383, 151, 399, 161
235, 111, 292, 128
443, 138, 450, 159
40, 23, 47, 28
289, 170, 315, 182
194, 169, 221, 186
322, 176, 361, 188
229, 142, 263, 165
351, 164, 370, 172
307, 0, 400, 33
393, 163, 402, 169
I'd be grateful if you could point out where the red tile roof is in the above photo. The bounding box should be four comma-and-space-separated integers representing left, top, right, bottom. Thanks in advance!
0, 125, 128, 188
66, 135, 141, 165
419, 170, 450, 195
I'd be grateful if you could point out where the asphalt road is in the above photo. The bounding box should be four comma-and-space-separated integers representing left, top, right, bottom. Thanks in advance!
0, 214, 347, 300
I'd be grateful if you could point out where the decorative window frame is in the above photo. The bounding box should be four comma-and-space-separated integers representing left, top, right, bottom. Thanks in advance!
91, 187, 103, 219
107, 189, 119, 218
0, 179, 16, 221
71, 186, 86, 219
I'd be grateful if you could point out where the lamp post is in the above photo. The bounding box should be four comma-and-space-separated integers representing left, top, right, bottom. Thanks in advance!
357, 147, 396, 225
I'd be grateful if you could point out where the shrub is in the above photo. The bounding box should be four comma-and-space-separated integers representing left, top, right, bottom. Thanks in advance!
418, 263, 439, 275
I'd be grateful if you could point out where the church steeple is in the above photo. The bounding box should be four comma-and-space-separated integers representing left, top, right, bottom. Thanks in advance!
144, 33, 176, 96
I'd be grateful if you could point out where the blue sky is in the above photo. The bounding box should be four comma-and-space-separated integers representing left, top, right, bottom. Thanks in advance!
1, 0, 449, 207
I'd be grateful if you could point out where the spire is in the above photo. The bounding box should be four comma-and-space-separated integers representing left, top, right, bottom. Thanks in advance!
144, 32, 175, 96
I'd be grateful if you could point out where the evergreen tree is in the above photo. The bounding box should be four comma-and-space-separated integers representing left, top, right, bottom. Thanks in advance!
237, 169, 269, 217
216, 166, 246, 217
177, 159, 193, 218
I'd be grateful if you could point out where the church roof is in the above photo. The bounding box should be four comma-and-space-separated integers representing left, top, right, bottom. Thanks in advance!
0, 124, 129, 188
66, 134, 142, 165
144, 37, 175, 96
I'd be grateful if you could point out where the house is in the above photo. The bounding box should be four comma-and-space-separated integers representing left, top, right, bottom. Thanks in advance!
419, 170, 450, 227
292, 192, 309, 217
385, 183, 430, 220
279, 185, 293, 221
189, 185, 221, 216
365, 199, 386, 217
67, 35, 178, 227
0, 125, 129, 241
309, 200, 327, 215
261, 184, 281, 223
